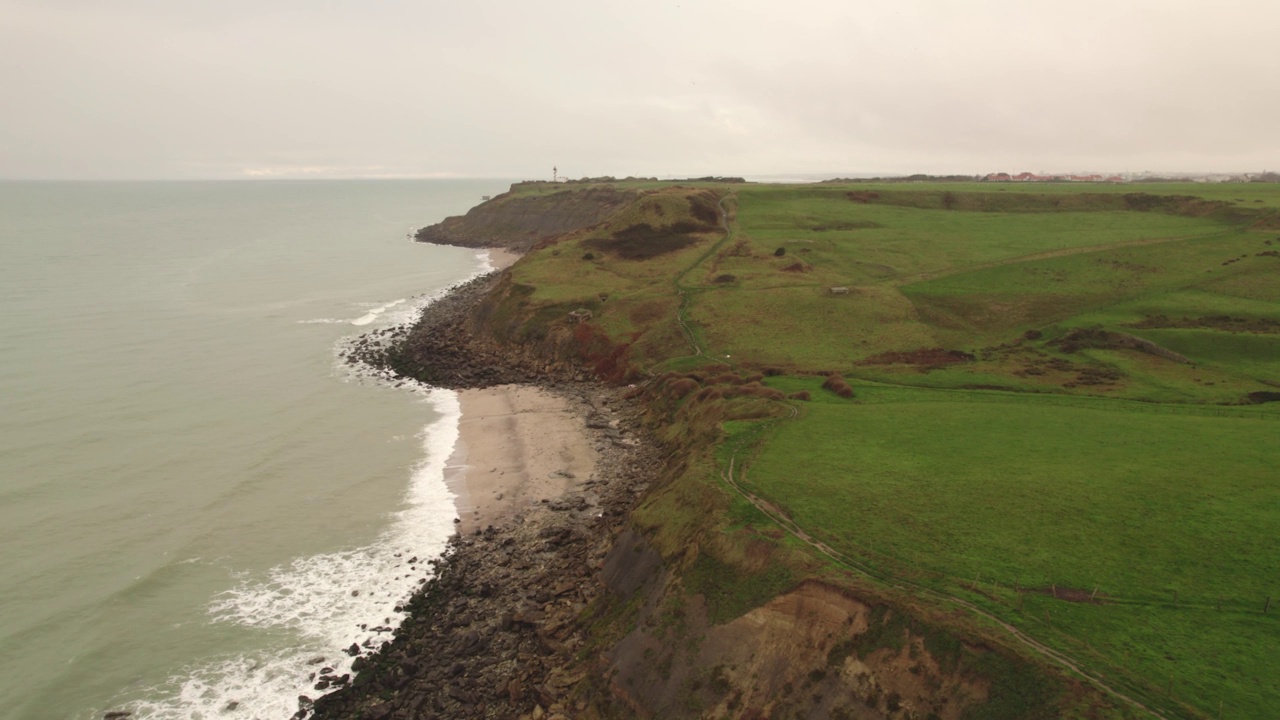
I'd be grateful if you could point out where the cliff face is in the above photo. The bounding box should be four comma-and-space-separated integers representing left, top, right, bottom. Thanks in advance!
595, 531, 1003, 720
361, 184, 1110, 720
415, 186, 638, 252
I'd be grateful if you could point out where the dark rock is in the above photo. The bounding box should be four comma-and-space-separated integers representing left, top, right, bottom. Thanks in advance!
311, 274, 661, 720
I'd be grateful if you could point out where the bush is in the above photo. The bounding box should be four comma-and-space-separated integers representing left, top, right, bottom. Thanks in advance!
695, 387, 725, 402
787, 391, 811, 401
666, 378, 699, 400
708, 373, 744, 385
582, 252, 595, 260
774, 247, 786, 257
822, 374, 855, 398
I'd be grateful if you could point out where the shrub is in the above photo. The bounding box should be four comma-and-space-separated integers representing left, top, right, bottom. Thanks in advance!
666, 378, 699, 400
774, 247, 786, 257
822, 374, 855, 398
787, 391, 811, 401
695, 387, 726, 402
582, 252, 595, 260
708, 373, 745, 385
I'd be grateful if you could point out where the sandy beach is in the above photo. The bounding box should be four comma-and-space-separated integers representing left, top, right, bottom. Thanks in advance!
485, 247, 522, 271
446, 249, 598, 535
446, 384, 598, 534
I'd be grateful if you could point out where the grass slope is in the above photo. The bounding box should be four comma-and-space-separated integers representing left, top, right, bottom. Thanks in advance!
491, 178, 1280, 718
740, 381, 1280, 717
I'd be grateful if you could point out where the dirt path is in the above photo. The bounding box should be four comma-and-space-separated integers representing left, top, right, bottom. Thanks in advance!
668, 191, 737, 364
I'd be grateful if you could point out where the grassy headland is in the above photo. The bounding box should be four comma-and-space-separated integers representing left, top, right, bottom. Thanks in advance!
427, 178, 1280, 718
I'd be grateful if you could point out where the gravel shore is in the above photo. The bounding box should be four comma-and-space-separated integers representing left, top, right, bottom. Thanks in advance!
311, 259, 661, 720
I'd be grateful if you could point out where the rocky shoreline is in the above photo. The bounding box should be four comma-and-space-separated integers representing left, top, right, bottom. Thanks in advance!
312, 264, 661, 720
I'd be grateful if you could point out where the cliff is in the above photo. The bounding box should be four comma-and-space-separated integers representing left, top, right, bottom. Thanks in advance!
317, 182, 1130, 720
414, 186, 639, 252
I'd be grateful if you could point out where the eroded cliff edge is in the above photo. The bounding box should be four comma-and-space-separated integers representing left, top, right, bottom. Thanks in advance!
314, 182, 1128, 720
414, 185, 638, 253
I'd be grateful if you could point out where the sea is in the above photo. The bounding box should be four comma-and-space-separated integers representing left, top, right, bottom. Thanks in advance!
0, 179, 512, 720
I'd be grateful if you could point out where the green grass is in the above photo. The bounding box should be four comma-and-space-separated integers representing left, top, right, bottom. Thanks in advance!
732, 186, 1227, 283
739, 385, 1280, 717
680, 184, 1280, 386
492, 180, 1280, 716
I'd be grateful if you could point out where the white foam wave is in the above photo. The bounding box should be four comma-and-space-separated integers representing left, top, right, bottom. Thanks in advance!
124, 250, 496, 719
351, 298, 406, 326
295, 318, 349, 325
130, 390, 460, 720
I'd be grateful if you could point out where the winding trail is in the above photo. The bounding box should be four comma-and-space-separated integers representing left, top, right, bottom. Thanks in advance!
669, 192, 737, 363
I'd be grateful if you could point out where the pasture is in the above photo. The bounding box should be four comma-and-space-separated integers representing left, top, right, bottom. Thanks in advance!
736, 380, 1280, 717
503, 178, 1280, 717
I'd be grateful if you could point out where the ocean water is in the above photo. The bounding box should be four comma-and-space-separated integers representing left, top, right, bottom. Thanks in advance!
0, 180, 510, 719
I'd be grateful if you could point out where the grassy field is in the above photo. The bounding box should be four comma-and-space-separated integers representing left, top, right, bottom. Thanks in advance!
497, 179, 1280, 717
735, 380, 1279, 717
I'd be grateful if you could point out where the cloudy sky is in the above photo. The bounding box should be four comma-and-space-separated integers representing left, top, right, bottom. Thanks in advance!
3, 0, 1278, 180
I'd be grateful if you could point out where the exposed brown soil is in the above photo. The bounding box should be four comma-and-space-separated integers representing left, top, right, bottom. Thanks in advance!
582, 222, 704, 260
1052, 327, 1192, 364
1128, 314, 1280, 334
858, 348, 975, 367
1242, 391, 1280, 404
602, 573, 993, 719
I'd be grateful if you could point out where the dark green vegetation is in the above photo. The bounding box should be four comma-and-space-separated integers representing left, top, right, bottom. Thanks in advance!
483, 179, 1280, 718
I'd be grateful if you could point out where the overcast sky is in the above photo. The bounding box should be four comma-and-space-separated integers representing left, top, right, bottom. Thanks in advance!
3, 0, 1278, 180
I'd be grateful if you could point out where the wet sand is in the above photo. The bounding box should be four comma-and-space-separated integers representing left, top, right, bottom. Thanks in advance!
485, 247, 522, 271
445, 384, 597, 534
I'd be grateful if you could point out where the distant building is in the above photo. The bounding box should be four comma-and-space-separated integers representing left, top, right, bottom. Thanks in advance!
829, 287, 850, 295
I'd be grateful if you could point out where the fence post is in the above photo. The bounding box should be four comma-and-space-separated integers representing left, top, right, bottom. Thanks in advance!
1266, 596, 1272, 613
